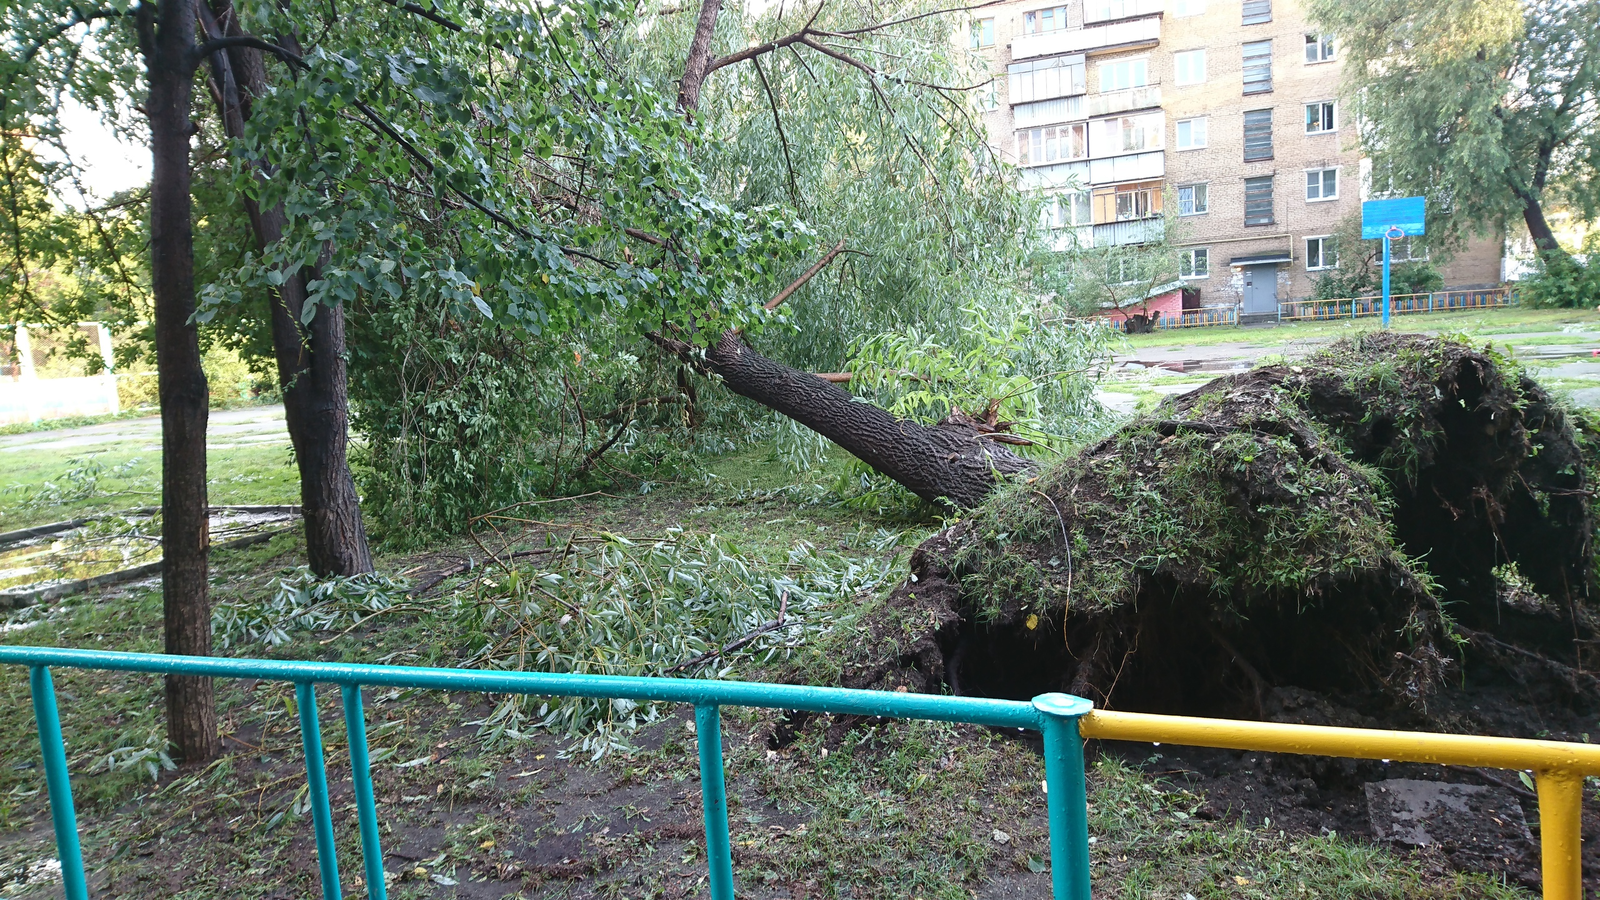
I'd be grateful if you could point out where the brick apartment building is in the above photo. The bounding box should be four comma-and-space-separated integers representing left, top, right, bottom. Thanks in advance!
967, 0, 1505, 319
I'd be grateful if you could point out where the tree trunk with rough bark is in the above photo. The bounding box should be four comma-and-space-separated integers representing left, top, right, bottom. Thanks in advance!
140, 0, 220, 764
200, 3, 373, 576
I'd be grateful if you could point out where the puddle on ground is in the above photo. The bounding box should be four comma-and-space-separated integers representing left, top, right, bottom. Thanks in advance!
0, 508, 297, 603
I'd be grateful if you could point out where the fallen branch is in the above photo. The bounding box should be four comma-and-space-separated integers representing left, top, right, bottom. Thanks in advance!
667, 592, 794, 673
765, 239, 847, 310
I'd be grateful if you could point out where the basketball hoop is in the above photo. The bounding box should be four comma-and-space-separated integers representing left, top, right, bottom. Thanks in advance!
1385, 225, 1406, 242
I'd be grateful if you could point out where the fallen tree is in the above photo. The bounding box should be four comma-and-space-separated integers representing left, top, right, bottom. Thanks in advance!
807, 334, 1597, 720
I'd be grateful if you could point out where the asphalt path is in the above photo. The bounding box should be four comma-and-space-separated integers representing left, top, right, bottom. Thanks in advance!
0, 405, 290, 453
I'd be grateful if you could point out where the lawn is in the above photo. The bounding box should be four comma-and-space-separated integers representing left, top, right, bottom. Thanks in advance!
1121, 305, 1600, 350
0, 444, 1534, 900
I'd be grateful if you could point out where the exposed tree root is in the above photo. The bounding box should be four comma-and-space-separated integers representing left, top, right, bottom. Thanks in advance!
824, 334, 1599, 728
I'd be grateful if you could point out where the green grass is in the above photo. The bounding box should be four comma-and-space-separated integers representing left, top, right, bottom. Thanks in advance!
0, 442, 299, 531
0, 446, 1538, 899
1122, 306, 1600, 350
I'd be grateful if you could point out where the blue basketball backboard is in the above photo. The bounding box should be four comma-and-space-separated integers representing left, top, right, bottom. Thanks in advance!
1362, 197, 1426, 239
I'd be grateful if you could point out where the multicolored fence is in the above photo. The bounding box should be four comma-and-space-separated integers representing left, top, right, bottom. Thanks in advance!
2, 644, 1596, 900
1279, 286, 1513, 322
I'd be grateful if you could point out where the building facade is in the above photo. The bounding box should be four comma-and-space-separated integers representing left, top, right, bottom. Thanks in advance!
967, 0, 1504, 317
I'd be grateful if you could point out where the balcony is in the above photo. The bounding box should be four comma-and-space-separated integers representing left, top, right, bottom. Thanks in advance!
1084, 0, 1164, 24
1019, 159, 1090, 190
1086, 85, 1162, 118
1093, 218, 1164, 247
1011, 15, 1162, 60
1087, 150, 1164, 185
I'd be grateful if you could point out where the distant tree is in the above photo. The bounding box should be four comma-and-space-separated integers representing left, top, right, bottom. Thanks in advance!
1308, 213, 1443, 301
1309, 0, 1600, 265
1044, 209, 1183, 333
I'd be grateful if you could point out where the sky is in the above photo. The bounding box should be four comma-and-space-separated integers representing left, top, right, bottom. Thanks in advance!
52, 98, 150, 207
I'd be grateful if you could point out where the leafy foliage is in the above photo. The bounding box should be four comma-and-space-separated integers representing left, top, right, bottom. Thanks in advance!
212, 566, 408, 649
1517, 240, 1600, 308
1309, 0, 1600, 252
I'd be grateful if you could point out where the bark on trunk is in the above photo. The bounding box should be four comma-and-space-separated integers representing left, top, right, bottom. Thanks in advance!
662, 330, 1035, 509
201, 3, 373, 576
1521, 192, 1570, 261
142, 0, 220, 764
676, 0, 724, 114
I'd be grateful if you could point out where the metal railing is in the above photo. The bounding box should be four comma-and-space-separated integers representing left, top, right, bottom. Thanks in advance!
1111, 306, 1237, 332
1279, 286, 1512, 322
3, 644, 1598, 900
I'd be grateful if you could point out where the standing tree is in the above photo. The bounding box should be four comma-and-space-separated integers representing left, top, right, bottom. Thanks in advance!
1309, 0, 1600, 263
1044, 210, 1183, 333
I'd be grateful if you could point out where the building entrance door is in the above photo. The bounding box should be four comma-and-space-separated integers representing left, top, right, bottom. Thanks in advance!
1242, 264, 1279, 315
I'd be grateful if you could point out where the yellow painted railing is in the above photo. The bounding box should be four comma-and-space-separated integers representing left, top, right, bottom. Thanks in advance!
1082, 710, 1598, 900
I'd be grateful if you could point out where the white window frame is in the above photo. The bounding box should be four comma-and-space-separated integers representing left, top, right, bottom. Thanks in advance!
1177, 183, 1209, 216
1023, 5, 1069, 34
1305, 167, 1339, 202
1173, 49, 1206, 86
1098, 57, 1150, 92
1180, 248, 1210, 279
1305, 235, 1337, 270
1304, 33, 1335, 63
1305, 101, 1337, 134
1175, 116, 1208, 150
1016, 122, 1089, 166
1045, 190, 1093, 228
970, 17, 995, 48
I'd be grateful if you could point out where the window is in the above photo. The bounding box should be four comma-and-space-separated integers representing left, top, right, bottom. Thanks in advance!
1178, 183, 1209, 215
1024, 5, 1069, 33
1306, 236, 1337, 270
1099, 58, 1149, 92
1173, 50, 1206, 85
1016, 123, 1088, 166
1244, 175, 1274, 225
1243, 109, 1273, 161
1390, 235, 1428, 262
1084, 0, 1142, 23
1172, 0, 1206, 16
1045, 191, 1093, 227
970, 17, 995, 48
1242, 0, 1271, 25
1091, 113, 1164, 155
1242, 40, 1273, 94
1180, 248, 1210, 278
977, 81, 999, 111
1305, 167, 1338, 201
1175, 116, 1208, 149
1008, 56, 1087, 103
1305, 34, 1335, 62
1305, 101, 1336, 133
1115, 186, 1157, 220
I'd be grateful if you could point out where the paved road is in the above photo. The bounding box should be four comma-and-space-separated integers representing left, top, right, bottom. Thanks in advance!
0, 404, 290, 453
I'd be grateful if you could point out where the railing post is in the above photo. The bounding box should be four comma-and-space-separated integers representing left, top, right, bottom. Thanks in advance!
1536, 770, 1584, 900
1034, 694, 1094, 900
29, 666, 88, 900
342, 684, 387, 900
695, 704, 736, 900
296, 682, 342, 900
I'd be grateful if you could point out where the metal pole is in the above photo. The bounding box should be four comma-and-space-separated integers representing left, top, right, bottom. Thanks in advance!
1381, 234, 1392, 329
1536, 770, 1584, 900
297, 682, 342, 900
1034, 694, 1094, 900
30, 666, 88, 900
342, 684, 387, 900
696, 704, 736, 900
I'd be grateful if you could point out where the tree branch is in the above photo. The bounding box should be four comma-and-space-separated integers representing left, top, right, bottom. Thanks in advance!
373, 0, 463, 31
765, 238, 846, 310
189, 34, 301, 70
752, 56, 800, 204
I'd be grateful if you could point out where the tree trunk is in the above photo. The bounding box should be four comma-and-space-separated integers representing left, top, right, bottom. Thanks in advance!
200, 2, 373, 576
677, 0, 724, 114
664, 0, 1030, 510
658, 330, 1035, 509
1520, 191, 1570, 261
141, 0, 220, 764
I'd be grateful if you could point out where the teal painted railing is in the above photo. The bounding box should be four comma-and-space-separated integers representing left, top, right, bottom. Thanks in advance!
0, 646, 1095, 900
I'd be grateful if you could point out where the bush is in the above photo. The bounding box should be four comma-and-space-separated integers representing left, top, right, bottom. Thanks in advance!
1518, 248, 1600, 309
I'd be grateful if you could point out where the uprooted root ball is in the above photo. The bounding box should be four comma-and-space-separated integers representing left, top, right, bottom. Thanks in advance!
842, 333, 1598, 723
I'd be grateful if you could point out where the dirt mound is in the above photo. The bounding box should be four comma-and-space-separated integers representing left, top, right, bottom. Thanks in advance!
842, 333, 1598, 723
